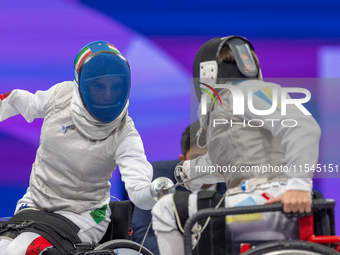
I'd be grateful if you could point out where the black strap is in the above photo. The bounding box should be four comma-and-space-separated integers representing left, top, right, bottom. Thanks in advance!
173, 191, 190, 232
1, 209, 82, 255
312, 190, 335, 236
195, 190, 226, 255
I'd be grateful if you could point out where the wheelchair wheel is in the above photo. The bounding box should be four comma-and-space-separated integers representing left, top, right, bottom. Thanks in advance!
94, 239, 153, 255
242, 240, 339, 255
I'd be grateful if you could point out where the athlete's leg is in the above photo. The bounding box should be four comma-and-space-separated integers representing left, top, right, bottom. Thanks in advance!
0, 210, 110, 255
225, 182, 299, 241
2, 232, 53, 255
56, 204, 111, 243
77, 214, 111, 243
152, 194, 184, 255
155, 230, 185, 255
0, 239, 11, 253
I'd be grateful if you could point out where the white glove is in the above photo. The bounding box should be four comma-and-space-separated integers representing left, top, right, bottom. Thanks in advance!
174, 161, 202, 191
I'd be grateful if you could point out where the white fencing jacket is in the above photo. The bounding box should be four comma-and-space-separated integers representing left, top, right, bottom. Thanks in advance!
0, 81, 156, 212
186, 80, 321, 192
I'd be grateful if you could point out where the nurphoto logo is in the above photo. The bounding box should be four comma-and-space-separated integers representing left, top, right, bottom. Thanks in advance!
199, 83, 311, 116
198, 82, 312, 128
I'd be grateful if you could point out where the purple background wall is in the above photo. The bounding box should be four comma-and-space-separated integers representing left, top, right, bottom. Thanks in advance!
0, 0, 340, 234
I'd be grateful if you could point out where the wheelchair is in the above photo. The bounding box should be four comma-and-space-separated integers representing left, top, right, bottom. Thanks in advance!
88, 200, 154, 255
182, 198, 340, 255
0, 200, 153, 255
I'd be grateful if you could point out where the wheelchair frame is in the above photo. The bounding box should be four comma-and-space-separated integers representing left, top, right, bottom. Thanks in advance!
183, 199, 340, 255
69, 200, 154, 255
0, 200, 154, 255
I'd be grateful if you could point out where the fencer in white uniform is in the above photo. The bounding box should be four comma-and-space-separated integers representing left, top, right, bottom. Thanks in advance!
152, 36, 321, 255
0, 41, 155, 254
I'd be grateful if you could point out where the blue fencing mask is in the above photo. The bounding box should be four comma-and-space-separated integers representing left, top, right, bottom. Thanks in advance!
74, 41, 130, 123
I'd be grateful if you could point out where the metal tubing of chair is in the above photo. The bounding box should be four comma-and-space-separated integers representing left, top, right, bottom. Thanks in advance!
183, 199, 335, 255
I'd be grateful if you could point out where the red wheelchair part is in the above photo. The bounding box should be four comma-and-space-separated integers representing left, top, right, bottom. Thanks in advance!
299, 214, 340, 251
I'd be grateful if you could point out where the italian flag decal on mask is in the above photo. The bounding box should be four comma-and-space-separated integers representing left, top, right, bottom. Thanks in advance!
74, 46, 92, 73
